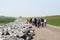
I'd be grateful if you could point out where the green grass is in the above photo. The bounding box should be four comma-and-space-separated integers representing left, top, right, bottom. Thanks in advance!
0, 16, 16, 24
46, 15, 60, 26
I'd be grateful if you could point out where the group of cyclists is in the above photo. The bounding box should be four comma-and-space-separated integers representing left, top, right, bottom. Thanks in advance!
27, 18, 46, 28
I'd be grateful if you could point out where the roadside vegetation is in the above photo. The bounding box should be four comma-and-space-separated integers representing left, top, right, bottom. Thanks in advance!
46, 15, 60, 26
0, 16, 16, 24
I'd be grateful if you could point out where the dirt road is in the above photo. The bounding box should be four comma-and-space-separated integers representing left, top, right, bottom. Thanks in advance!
32, 24, 60, 40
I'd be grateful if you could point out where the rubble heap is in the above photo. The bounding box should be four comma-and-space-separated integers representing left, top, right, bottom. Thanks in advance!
0, 19, 35, 40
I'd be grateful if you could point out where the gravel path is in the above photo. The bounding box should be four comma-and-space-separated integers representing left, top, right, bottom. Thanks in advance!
32, 24, 60, 40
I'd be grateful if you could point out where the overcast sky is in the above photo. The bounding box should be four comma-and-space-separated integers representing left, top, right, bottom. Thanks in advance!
0, 0, 60, 17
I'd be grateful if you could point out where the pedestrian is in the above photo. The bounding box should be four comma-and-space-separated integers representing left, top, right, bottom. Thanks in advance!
44, 19, 46, 27
41, 18, 44, 27
32, 18, 35, 25
34, 18, 36, 26
36, 18, 40, 28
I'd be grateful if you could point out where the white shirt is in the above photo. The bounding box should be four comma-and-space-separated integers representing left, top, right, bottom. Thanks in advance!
44, 19, 46, 22
32, 18, 34, 22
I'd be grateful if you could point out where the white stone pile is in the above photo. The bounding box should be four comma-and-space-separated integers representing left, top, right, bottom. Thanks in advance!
0, 19, 35, 40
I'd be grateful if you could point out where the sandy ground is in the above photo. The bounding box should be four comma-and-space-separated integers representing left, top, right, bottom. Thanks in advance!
32, 24, 60, 40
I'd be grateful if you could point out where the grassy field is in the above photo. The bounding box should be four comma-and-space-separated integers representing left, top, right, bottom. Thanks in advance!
0, 16, 16, 24
46, 15, 60, 26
